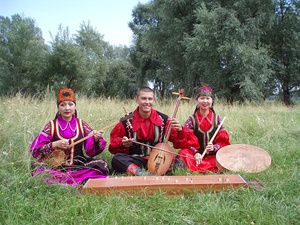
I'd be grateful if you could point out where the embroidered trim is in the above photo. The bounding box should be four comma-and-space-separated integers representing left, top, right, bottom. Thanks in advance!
51, 118, 83, 166
40, 143, 52, 155
190, 146, 198, 155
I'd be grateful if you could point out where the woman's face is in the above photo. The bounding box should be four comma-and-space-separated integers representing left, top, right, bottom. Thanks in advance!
58, 101, 76, 121
196, 95, 213, 110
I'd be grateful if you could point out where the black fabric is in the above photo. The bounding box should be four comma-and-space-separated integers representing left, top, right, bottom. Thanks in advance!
111, 153, 147, 173
192, 108, 218, 154
67, 156, 109, 174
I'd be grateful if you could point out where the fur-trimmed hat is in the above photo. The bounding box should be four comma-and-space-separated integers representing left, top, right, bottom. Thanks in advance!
57, 88, 76, 105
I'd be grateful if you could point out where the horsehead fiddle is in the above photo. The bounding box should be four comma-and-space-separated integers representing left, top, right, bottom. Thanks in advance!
147, 89, 190, 175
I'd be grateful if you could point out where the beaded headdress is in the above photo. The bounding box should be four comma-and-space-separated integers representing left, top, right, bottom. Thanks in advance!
57, 88, 76, 105
194, 84, 213, 98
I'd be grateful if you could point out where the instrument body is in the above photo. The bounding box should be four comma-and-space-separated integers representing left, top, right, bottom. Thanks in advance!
147, 89, 188, 175
147, 142, 175, 175
38, 149, 66, 167
216, 144, 272, 173
82, 174, 249, 195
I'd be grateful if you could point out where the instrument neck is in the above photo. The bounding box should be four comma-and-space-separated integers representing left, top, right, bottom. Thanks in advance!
164, 95, 182, 142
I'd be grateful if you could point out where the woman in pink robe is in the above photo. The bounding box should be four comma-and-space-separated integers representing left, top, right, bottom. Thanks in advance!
30, 88, 109, 186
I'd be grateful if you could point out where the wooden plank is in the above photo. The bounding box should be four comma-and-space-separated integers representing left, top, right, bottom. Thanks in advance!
82, 174, 248, 195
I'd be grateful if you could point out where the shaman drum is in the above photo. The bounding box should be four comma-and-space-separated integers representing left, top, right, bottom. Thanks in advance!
216, 144, 272, 173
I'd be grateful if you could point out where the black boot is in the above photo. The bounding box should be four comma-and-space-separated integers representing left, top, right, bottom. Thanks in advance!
169, 158, 186, 173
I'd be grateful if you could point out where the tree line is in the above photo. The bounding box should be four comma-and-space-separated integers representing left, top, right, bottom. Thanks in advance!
1, 0, 300, 105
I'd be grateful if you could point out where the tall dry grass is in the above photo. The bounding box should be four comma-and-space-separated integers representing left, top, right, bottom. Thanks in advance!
0, 92, 299, 224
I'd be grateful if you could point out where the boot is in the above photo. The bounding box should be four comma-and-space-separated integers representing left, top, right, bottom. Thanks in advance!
126, 163, 154, 176
173, 158, 186, 170
168, 158, 186, 174
126, 163, 140, 175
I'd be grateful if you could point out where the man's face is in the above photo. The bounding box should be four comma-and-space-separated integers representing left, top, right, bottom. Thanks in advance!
136, 90, 154, 114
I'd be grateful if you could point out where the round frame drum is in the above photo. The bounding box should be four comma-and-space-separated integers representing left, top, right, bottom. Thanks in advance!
216, 144, 272, 173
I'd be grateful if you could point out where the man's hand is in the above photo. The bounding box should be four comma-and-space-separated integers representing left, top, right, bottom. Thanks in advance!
122, 136, 134, 148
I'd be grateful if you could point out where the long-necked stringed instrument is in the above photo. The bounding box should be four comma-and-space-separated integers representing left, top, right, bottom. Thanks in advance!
38, 121, 118, 167
147, 89, 190, 175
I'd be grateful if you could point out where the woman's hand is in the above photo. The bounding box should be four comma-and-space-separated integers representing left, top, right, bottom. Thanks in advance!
205, 143, 214, 153
194, 153, 202, 166
93, 130, 104, 142
52, 139, 69, 150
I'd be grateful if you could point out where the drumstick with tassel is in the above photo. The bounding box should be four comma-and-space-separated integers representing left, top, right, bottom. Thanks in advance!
201, 116, 226, 159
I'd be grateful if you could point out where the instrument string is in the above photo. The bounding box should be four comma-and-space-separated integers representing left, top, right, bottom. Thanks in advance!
123, 137, 196, 160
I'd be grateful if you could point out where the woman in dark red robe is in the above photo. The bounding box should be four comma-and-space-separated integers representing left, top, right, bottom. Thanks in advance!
177, 84, 230, 173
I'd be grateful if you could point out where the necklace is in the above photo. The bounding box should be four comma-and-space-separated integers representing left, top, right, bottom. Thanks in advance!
58, 121, 77, 132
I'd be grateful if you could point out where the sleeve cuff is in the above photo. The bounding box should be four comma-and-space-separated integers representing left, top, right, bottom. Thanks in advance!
177, 127, 186, 139
190, 147, 198, 155
40, 143, 53, 156
213, 144, 221, 152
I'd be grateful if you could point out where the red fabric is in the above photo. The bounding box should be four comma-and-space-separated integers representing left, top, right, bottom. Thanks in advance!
108, 122, 129, 154
178, 149, 219, 173
182, 109, 230, 173
131, 108, 163, 131
109, 107, 199, 154
186, 109, 230, 150
126, 163, 140, 175
195, 109, 214, 132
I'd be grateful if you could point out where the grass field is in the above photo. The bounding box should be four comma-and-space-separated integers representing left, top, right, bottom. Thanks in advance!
0, 92, 299, 224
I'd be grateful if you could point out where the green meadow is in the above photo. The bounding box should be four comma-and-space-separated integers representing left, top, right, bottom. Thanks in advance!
0, 93, 299, 224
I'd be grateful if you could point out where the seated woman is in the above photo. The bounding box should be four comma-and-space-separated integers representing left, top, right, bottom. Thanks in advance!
177, 84, 230, 173
30, 88, 109, 186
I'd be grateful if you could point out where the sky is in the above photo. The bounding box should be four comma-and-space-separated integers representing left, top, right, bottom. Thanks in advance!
0, 0, 150, 46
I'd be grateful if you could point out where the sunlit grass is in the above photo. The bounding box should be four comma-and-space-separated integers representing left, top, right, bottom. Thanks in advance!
0, 92, 299, 224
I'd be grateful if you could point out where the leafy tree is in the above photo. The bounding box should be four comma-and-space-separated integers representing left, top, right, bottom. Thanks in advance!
129, 2, 159, 89
74, 21, 109, 95
266, 0, 300, 105
184, 1, 273, 103
103, 46, 139, 99
129, 0, 199, 98
44, 25, 88, 91
0, 14, 49, 95
129, 0, 275, 102
74, 21, 139, 98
